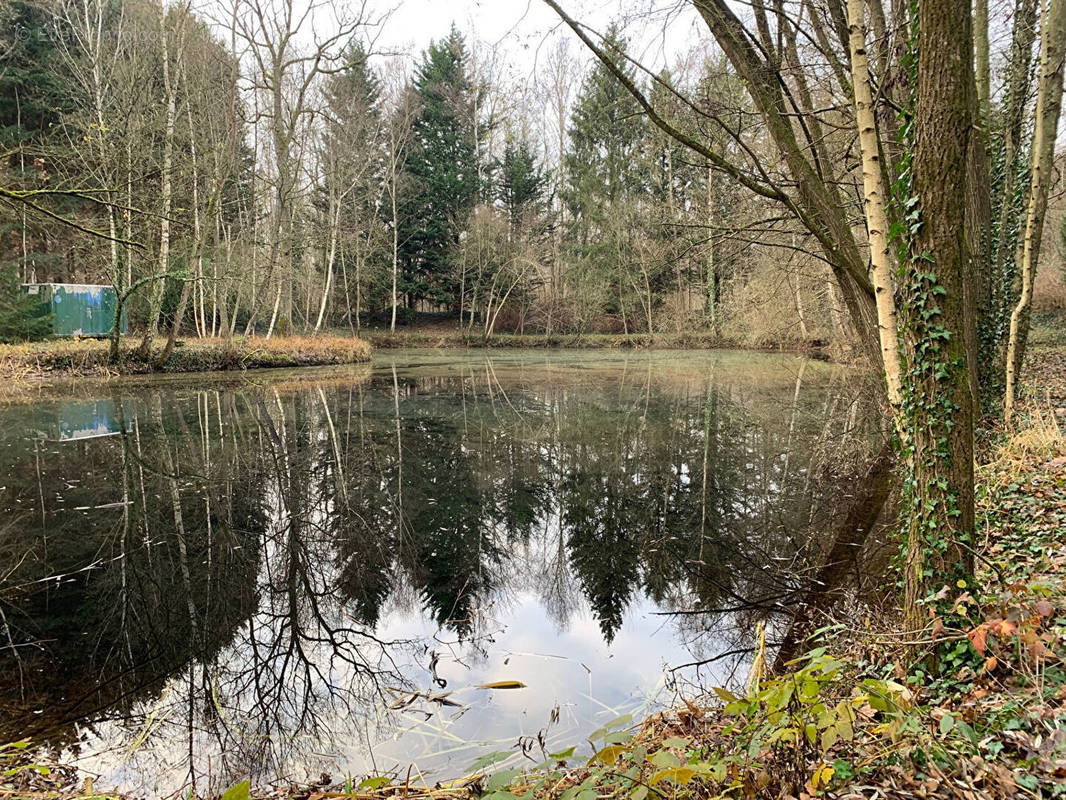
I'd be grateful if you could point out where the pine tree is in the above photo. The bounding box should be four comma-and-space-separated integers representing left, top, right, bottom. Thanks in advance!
497, 137, 547, 237
0, 262, 51, 342
398, 26, 487, 310
563, 27, 647, 224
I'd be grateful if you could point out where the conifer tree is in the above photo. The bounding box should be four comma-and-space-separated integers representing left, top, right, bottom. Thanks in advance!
562, 26, 649, 326
0, 263, 51, 342
319, 42, 386, 329
399, 26, 487, 310
563, 27, 647, 223
497, 137, 547, 237
0, 1, 72, 147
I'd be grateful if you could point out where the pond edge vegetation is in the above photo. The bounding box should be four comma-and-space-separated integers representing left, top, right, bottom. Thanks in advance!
0, 336, 373, 383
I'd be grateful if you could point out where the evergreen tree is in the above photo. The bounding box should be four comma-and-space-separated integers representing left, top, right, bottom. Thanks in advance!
0, 1, 71, 148
1, 1, 77, 284
398, 26, 487, 310
0, 263, 51, 342
497, 137, 548, 237
319, 43, 388, 322
322, 43, 383, 158
562, 26, 650, 326
563, 27, 647, 224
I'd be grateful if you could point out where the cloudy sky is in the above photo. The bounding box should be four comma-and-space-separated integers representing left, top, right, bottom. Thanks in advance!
375, 0, 704, 79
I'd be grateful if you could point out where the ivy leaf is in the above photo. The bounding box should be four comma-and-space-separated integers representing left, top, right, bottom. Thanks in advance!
649, 767, 696, 786
221, 781, 250, 800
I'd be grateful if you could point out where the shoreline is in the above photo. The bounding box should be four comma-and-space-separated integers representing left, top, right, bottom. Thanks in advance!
0, 336, 373, 383
0, 331, 834, 386
361, 328, 833, 355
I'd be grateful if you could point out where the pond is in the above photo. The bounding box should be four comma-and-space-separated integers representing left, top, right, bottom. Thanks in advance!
0, 349, 880, 796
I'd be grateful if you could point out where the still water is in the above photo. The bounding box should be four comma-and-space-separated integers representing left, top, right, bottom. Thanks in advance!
0, 349, 877, 795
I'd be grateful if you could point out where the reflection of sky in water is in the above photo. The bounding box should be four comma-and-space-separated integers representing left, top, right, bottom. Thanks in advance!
0, 349, 869, 796
368, 590, 726, 776
74, 587, 734, 794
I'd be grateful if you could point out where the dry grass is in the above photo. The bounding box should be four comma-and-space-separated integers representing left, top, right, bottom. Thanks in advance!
0, 335, 372, 382
1033, 267, 1066, 312
362, 328, 832, 356
995, 399, 1066, 464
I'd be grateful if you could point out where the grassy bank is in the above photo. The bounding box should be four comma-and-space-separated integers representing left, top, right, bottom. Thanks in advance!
0, 335, 373, 381
361, 328, 831, 354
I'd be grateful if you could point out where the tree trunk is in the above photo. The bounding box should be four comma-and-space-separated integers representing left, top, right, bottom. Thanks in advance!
705, 164, 718, 334
315, 201, 340, 334
974, 0, 990, 127
902, 0, 979, 630
990, 0, 1040, 374
690, 0, 882, 363
138, 1, 179, 358
1005, 0, 1066, 422
847, 0, 904, 412
390, 180, 400, 333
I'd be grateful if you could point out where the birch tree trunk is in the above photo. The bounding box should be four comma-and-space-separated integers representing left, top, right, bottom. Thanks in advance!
1005, 0, 1066, 422
315, 199, 340, 333
847, 0, 904, 412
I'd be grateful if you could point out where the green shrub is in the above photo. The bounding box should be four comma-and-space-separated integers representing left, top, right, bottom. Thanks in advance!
0, 264, 52, 343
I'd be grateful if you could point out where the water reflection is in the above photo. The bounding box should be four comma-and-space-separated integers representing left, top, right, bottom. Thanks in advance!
0, 350, 880, 795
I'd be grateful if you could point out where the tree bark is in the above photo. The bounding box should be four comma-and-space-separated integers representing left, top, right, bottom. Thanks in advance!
974, 0, 990, 128
847, 0, 903, 412
902, 0, 978, 630
1005, 0, 1066, 422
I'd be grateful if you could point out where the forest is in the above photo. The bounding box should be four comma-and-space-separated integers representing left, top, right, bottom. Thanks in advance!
0, 0, 777, 347
2, 0, 1066, 798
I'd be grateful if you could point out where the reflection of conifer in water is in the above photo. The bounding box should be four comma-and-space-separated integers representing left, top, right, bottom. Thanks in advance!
0, 359, 884, 788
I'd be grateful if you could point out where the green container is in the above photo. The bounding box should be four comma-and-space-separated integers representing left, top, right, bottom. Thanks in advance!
21, 283, 127, 337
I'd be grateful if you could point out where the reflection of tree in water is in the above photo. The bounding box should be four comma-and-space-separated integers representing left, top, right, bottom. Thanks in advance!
0, 356, 880, 792
0, 391, 266, 753
324, 361, 878, 644
0, 388, 403, 792
206, 392, 399, 787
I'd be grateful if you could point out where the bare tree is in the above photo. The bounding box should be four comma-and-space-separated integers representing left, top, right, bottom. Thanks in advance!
230, 0, 372, 336
136, 0, 187, 357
